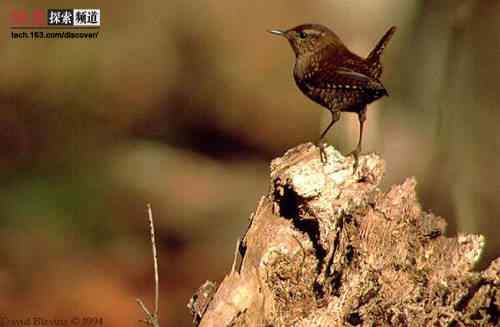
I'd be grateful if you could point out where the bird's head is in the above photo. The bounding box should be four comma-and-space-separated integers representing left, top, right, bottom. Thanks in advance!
269, 24, 343, 57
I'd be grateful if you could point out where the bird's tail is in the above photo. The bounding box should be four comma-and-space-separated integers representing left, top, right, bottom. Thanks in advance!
367, 26, 396, 79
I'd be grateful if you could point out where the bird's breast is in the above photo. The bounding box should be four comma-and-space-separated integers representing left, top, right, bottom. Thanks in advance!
293, 55, 320, 80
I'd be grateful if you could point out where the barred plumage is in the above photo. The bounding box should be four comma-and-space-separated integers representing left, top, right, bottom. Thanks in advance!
269, 24, 396, 165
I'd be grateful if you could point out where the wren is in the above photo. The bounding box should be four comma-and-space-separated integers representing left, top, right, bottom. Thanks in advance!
269, 24, 396, 165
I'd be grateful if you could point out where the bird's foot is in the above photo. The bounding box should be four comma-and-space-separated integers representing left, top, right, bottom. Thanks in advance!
347, 147, 361, 170
317, 142, 328, 164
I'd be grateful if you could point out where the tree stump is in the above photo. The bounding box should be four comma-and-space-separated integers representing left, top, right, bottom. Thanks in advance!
188, 143, 499, 326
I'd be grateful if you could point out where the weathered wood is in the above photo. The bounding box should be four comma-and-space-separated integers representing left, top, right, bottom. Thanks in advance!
190, 143, 499, 326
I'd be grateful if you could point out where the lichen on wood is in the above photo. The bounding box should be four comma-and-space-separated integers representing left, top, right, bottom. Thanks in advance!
189, 143, 499, 326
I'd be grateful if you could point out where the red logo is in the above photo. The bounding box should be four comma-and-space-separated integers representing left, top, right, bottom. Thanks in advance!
32, 9, 45, 26
10, 8, 45, 26
10, 8, 28, 25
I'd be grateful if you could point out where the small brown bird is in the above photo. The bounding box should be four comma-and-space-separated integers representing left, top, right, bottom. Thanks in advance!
269, 24, 396, 165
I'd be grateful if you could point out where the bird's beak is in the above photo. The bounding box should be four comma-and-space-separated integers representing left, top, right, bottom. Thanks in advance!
268, 29, 286, 37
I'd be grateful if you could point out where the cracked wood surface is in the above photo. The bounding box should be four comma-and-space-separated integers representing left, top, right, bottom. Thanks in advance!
189, 143, 499, 327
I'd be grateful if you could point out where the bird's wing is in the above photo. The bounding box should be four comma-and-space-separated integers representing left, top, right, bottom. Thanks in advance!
303, 65, 387, 96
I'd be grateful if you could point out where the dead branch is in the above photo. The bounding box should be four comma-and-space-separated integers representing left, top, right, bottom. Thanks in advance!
137, 204, 161, 327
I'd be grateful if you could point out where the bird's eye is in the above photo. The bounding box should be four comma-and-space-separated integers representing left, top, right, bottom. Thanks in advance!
298, 31, 307, 39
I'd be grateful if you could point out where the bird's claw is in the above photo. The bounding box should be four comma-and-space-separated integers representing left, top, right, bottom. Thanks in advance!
347, 147, 361, 170
317, 142, 328, 164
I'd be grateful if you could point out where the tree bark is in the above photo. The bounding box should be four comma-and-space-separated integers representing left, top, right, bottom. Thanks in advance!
189, 143, 499, 326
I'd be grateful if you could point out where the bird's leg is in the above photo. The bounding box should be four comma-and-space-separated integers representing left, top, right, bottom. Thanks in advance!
317, 110, 340, 163
348, 107, 367, 169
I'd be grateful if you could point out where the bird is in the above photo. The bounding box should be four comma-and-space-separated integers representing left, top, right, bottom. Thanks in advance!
269, 24, 396, 166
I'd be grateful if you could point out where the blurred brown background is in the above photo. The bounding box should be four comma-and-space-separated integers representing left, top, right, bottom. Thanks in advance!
0, 0, 499, 326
